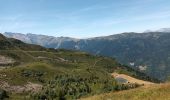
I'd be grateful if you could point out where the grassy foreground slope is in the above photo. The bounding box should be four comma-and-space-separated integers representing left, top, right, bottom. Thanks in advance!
81, 83, 170, 100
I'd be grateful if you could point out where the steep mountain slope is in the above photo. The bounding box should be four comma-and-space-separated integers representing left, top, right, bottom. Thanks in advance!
4, 32, 170, 81
0, 33, 158, 100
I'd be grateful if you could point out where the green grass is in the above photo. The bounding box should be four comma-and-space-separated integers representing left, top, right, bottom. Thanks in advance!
0, 49, 120, 99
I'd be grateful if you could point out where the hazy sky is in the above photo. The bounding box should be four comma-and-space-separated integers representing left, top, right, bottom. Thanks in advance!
0, 0, 170, 38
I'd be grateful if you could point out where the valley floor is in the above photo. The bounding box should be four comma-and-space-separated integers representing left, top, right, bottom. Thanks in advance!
81, 83, 170, 100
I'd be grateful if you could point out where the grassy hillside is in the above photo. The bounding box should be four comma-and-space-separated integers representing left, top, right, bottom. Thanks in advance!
0, 34, 160, 100
81, 83, 170, 100
0, 50, 143, 100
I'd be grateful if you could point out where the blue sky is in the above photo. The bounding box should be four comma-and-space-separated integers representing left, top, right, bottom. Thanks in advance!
0, 0, 170, 38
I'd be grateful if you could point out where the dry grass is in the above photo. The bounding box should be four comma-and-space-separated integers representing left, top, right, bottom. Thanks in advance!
81, 83, 170, 100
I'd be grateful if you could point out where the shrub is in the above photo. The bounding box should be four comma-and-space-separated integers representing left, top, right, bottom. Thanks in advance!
0, 89, 8, 100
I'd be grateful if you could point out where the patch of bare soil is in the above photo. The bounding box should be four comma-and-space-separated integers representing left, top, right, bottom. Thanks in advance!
112, 73, 155, 85
0, 55, 15, 66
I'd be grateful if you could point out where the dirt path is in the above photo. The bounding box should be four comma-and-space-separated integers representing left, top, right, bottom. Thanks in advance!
112, 73, 155, 85
92, 59, 102, 68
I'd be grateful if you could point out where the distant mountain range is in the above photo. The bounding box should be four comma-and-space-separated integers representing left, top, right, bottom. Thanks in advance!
144, 28, 170, 33
3, 29, 170, 81
3, 32, 79, 49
